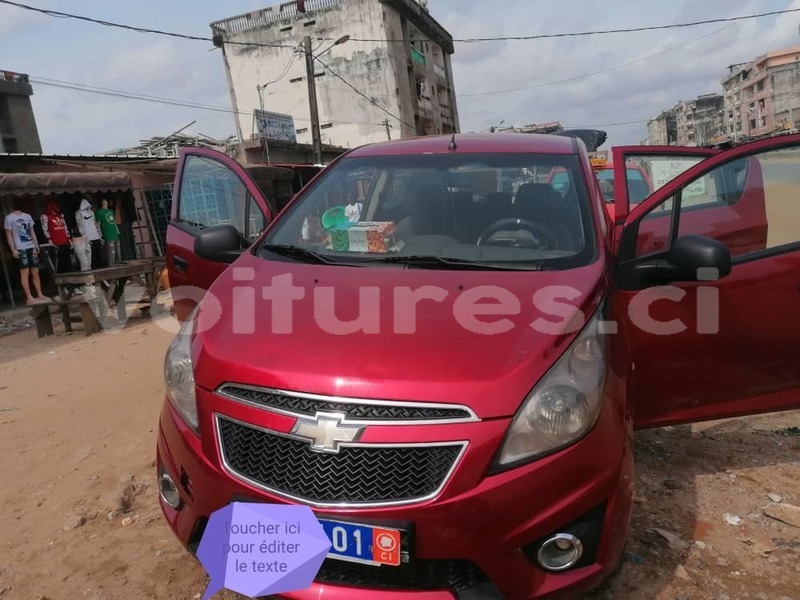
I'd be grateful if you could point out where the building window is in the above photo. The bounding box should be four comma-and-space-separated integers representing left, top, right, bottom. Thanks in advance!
303, 20, 316, 27
290, 77, 303, 83
280, 25, 293, 32
297, 128, 308, 134
321, 123, 333, 129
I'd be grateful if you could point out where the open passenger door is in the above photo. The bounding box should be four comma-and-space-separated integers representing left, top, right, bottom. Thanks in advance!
611, 134, 800, 428
610, 146, 718, 227
166, 148, 273, 321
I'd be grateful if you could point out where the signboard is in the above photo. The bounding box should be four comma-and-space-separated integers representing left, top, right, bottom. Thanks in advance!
646, 159, 707, 197
254, 110, 297, 143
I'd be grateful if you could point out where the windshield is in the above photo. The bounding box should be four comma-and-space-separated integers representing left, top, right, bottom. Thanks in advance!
261, 153, 596, 270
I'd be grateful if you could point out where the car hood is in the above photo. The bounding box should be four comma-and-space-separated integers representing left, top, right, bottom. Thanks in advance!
192, 252, 606, 419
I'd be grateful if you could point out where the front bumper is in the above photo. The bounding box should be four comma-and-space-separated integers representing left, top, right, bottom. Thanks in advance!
156, 389, 634, 600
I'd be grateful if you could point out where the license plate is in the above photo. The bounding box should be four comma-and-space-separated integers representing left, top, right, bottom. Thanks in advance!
318, 518, 403, 566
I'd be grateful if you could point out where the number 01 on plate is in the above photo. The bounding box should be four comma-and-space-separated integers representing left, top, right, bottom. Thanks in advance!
319, 519, 403, 566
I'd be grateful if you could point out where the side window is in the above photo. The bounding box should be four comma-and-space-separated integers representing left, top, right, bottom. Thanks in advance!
246, 196, 268, 243
177, 155, 260, 238
624, 155, 706, 211
634, 145, 799, 260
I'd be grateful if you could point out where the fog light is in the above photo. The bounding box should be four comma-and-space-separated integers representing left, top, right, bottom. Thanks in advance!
537, 533, 583, 572
159, 473, 182, 509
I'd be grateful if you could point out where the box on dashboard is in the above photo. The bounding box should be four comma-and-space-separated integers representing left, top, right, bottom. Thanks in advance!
329, 222, 396, 253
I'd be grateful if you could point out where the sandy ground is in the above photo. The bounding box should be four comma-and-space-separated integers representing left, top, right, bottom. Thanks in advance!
0, 314, 798, 600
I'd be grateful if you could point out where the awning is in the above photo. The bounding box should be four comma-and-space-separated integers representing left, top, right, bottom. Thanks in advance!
0, 171, 132, 197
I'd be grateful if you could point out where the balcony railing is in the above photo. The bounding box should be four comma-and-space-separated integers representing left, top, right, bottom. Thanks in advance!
211, 0, 346, 35
434, 63, 446, 79
0, 71, 29, 84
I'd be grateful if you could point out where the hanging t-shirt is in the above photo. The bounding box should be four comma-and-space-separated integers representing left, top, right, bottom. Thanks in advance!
4, 211, 36, 251
95, 208, 120, 241
344, 202, 363, 223
76, 200, 102, 241
41, 212, 71, 246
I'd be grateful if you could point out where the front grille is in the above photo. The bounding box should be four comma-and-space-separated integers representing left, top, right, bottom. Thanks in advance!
217, 417, 464, 505
218, 384, 474, 421
315, 557, 489, 591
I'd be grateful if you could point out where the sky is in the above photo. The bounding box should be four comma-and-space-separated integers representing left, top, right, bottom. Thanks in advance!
3, 0, 800, 154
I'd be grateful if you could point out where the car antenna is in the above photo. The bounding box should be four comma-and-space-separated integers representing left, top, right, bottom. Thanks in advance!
448, 131, 457, 151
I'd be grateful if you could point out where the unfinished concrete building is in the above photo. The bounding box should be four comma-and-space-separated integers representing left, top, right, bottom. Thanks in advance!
210, 0, 460, 150
0, 70, 42, 154
721, 46, 800, 141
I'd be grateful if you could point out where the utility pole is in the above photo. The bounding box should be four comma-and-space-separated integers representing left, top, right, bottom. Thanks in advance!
304, 35, 324, 165
257, 84, 271, 165
382, 119, 392, 140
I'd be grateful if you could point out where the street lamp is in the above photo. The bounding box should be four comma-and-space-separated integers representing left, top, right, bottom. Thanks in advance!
304, 34, 350, 165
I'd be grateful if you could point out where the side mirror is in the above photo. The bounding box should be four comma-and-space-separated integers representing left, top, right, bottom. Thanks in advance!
194, 224, 244, 264
618, 234, 731, 290
667, 234, 732, 281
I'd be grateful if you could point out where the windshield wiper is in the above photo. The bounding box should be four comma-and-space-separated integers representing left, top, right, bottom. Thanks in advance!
261, 244, 342, 265
363, 255, 544, 271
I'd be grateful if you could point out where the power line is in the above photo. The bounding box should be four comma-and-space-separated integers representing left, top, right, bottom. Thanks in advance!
4, 0, 794, 48
313, 55, 416, 130
0, 0, 295, 49
260, 45, 303, 89
28, 75, 386, 126
345, 7, 800, 44
461, 23, 735, 97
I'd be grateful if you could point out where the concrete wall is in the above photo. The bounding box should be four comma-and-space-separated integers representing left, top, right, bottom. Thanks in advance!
0, 83, 42, 154
770, 65, 800, 130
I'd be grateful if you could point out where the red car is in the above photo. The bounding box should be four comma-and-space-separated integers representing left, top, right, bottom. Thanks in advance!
158, 132, 799, 599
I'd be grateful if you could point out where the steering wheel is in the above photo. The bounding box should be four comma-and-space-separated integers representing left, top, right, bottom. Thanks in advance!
477, 218, 560, 250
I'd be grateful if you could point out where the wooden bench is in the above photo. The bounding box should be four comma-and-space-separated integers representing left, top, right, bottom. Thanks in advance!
30, 299, 103, 338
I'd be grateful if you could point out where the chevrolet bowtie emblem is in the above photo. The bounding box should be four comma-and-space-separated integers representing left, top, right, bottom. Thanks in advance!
290, 412, 364, 453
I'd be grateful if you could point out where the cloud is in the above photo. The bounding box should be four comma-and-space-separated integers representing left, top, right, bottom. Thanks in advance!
3, 0, 800, 152
29, 38, 234, 154
0, 3, 47, 37
442, 0, 800, 145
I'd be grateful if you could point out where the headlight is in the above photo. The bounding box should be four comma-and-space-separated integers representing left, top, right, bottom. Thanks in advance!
164, 307, 199, 434
494, 304, 607, 469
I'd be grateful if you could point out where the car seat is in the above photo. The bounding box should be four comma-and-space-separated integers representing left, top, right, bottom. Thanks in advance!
513, 183, 576, 250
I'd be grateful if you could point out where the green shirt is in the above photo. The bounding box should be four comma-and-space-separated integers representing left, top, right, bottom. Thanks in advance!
96, 208, 119, 241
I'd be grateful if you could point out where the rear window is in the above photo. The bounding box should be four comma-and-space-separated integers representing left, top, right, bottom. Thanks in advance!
596, 168, 647, 202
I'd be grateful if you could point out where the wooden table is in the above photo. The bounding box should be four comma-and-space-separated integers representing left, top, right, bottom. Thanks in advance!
54, 258, 166, 326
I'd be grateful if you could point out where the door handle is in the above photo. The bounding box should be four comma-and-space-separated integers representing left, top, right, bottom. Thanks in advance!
173, 256, 189, 273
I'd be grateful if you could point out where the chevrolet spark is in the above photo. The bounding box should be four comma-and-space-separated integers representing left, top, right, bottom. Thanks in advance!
157, 132, 800, 599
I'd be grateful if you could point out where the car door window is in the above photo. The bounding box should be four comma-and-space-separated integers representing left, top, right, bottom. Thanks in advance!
632, 144, 800, 260
177, 154, 266, 240
621, 155, 707, 210
245, 195, 268, 244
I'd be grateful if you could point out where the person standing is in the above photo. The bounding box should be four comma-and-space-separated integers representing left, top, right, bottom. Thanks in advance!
4, 202, 49, 305
75, 198, 103, 270
95, 199, 120, 266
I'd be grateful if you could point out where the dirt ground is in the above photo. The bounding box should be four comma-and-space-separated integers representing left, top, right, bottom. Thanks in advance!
0, 314, 798, 600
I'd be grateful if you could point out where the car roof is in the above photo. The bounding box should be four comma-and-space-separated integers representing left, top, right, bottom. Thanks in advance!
346, 133, 578, 158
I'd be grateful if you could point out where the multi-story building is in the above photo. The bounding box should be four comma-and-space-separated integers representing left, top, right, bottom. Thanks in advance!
646, 110, 677, 146
722, 46, 800, 141
210, 0, 460, 151
721, 62, 749, 140
0, 70, 42, 154
673, 94, 725, 147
